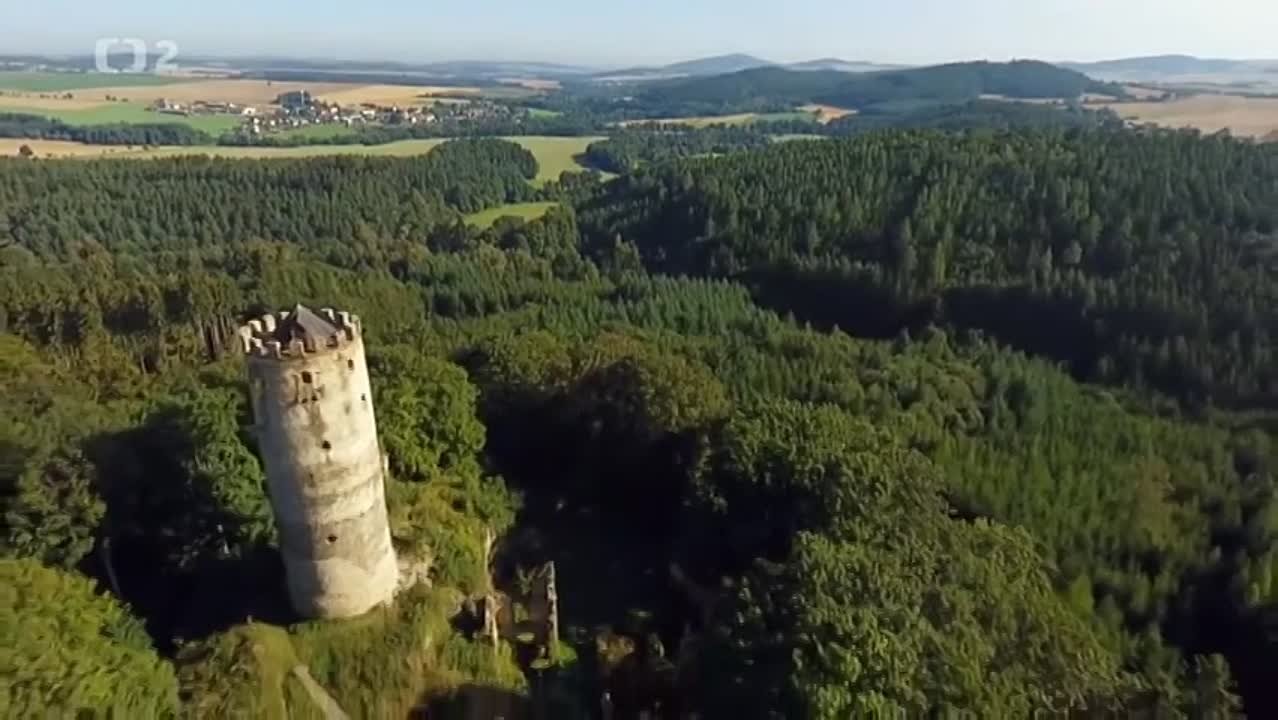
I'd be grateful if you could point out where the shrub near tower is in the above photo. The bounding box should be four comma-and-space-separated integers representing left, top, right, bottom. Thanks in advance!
238, 306, 399, 619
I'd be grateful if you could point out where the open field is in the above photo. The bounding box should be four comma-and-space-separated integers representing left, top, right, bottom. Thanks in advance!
1103, 94, 1278, 138
0, 71, 195, 92
315, 84, 482, 107
1, 135, 605, 181
74, 79, 355, 107
0, 138, 151, 158
798, 104, 856, 123
0, 98, 243, 134
1, 76, 487, 110
0, 93, 104, 110
465, 201, 559, 228
139, 139, 455, 159
619, 113, 760, 128
512, 136, 604, 182
619, 109, 823, 129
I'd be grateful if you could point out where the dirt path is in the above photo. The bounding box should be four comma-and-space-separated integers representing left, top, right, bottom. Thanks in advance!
292, 665, 351, 720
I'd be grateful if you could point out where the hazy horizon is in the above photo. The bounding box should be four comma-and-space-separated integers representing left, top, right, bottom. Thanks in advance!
5, 0, 1277, 68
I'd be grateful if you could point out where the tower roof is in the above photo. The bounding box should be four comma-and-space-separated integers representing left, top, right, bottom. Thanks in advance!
275, 305, 341, 345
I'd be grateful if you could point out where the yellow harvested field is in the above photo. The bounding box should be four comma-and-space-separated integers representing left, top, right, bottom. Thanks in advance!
799, 104, 856, 123
0, 139, 146, 158
315, 84, 481, 107
0, 93, 104, 111
1104, 95, 1278, 138
1, 79, 483, 112
55, 80, 356, 108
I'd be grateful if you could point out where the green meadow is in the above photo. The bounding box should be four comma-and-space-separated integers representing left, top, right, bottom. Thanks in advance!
3, 102, 242, 134
464, 201, 559, 229
112, 136, 604, 183
0, 71, 195, 92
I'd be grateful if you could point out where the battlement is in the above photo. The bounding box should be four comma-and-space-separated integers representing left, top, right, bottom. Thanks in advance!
238, 305, 363, 360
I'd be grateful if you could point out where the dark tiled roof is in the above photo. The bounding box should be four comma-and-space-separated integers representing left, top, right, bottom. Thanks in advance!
275, 305, 340, 344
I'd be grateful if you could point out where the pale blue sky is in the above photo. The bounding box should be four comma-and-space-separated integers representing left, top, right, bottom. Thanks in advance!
4, 0, 1276, 67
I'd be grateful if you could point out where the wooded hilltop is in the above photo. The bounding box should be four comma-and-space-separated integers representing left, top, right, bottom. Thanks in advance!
1, 127, 1275, 718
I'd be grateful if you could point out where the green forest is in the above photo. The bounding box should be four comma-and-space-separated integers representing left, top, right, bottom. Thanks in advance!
1, 127, 1276, 718
628, 60, 1126, 116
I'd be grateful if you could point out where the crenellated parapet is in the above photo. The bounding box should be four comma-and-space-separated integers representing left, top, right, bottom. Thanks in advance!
236, 303, 398, 619
238, 307, 363, 360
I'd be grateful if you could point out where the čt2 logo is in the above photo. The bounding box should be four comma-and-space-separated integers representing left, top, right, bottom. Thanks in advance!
94, 38, 180, 74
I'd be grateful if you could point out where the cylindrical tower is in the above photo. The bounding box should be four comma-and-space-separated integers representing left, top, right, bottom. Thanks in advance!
238, 305, 398, 618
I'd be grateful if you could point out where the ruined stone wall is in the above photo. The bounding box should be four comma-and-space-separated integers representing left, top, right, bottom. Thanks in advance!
241, 309, 398, 618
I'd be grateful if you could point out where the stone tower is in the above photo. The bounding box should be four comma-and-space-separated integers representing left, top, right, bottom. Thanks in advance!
238, 306, 398, 619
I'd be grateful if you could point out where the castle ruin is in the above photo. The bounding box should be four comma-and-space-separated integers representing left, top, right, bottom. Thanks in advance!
238, 306, 399, 619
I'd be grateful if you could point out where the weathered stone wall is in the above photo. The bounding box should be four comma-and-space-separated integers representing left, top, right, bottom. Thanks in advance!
242, 309, 398, 618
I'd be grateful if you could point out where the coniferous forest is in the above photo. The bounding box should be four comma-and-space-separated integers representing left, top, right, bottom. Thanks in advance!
1, 127, 1277, 718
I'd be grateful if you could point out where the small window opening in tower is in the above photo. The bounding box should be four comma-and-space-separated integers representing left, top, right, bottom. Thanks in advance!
322, 440, 332, 450
327, 535, 338, 544
361, 394, 368, 402
348, 360, 355, 370
301, 371, 314, 384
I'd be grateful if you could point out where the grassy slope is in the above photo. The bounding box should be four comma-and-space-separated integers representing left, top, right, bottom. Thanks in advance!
0, 71, 197, 92
507, 136, 602, 183
177, 589, 526, 719
465, 202, 560, 229
134, 136, 602, 183
2, 101, 243, 134
1, 135, 602, 184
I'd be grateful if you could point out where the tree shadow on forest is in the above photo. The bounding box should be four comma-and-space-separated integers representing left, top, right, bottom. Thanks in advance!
476, 378, 706, 719
745, 265, 1116, 386
86, 405, 294, 652
417, 684, 531, 720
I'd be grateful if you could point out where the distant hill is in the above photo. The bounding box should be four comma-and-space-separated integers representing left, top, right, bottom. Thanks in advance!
1062, 55, 1247, 76
786, 58, 909, 73
639, 60, 1125, 113
595, 54, 775, 82
662, 54, 774, 76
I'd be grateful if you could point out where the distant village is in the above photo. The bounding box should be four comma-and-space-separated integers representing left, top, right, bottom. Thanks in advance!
150, 89, 516, 136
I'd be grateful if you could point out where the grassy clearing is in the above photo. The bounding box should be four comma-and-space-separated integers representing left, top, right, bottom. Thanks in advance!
508, 136, 602, 183
0, 100, 242, 134
527, 107, 562, 119
798, 103, 857, 123
0, 135, 603, 182
0, 71, 194, 92
465, 202, 559, 229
